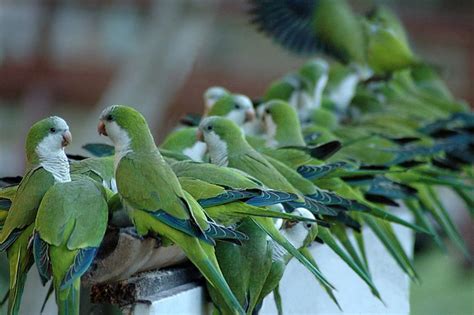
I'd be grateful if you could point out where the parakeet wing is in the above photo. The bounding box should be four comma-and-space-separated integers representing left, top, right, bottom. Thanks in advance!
0, 167, 54, 248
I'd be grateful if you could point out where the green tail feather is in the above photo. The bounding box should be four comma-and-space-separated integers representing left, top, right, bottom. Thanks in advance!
332, 224, 370, 276
453, 187, 474, 216
299, 247, 341, 310
317, 227, 381, 300
7, 226, 34, 315
362, 215, 419, 282
422, 186, 471, 260
352, 213, 370, 272
273, 284, 283, 315
182, 242, 245, 315
252, 218, 335, 290
405, 199, 446, 251
7, 270, 27, 315
56, 278, 80, 315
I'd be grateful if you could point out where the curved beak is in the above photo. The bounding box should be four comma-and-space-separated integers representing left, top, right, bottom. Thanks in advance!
62, 130, 72, 147
97, 120, 107, 136
196, 129, 204, 142
244, 109, 256, 123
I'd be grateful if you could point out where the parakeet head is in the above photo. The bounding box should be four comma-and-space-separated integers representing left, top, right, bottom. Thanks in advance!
299, 58, 329, 86
26, 116, 72, 164
206, 94, 256, 126
282, 208, 318, 249
203, 86, 229, 112
197, 117, 246, 165
260, 100, 305, 147
98, 105, 155, 152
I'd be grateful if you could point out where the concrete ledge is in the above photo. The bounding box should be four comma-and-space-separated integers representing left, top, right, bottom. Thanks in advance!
90, 265, 203, 306
83, 227, 188, 285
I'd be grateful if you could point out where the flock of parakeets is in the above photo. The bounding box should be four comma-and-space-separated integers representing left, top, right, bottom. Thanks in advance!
0, 1, 473, 315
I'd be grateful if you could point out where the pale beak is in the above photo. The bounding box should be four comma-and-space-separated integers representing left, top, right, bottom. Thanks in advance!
244, 109, 256, 123
196, 129, 204, 142
62, 130, 72, 147
97, 120, 107, 136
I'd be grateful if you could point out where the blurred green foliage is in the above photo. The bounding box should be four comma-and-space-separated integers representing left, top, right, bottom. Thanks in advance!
411, 248, 474, 315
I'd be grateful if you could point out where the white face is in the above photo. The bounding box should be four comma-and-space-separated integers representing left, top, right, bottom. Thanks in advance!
104, 120, 131, 149
260, 105, 277, 145
99, 107, 131, 151
226, 94, 255, 125
36, 117, 70, 157
283, 208, 316, 249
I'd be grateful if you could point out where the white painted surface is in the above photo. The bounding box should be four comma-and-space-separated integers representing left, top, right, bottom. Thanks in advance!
132, 284, 208, 315
261, 210, 414, 315
19, 211, 414, 315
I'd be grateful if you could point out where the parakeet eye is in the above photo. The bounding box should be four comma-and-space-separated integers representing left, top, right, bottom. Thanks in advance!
306, 223, 312, 229
50, 128, 56, 133
265, 109, 270, 114
207, 125, 213, 131
234, 103, 241, 109
106, 114, 113, 121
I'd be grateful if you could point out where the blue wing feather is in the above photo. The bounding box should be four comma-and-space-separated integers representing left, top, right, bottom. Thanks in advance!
60, 247, 97, 289
33, 232, 52, 285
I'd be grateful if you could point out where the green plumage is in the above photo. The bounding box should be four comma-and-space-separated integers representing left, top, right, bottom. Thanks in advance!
100, 105, 245, 314
34, 178, 108, 315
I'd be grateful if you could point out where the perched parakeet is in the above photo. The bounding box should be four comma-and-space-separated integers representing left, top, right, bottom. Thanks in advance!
97, 105, 246, 314
197, 116, 345, 217
0, 116, 72, 315
161, 92, 256, 162
206, 94, 256, 126
255, 208, 319, 313
204, 86, 230, 115
33, 178, 108, 315
160, 127, 207, 161
207, 218, 274, 314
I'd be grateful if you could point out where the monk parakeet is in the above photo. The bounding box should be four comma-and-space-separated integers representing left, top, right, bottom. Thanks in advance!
363, 6, 417, 74
206, 94, 256, 126
161, 92, 257, 162
256, 208, 320, 313
197, 116, 349, 218
292, 59, 330, 119
160, 127, 207, 162
33, 177, 108, 315
97, 105, 247, 314
249, 0, 366, 65
204, 86, 230, 115
0, 116, 72, 315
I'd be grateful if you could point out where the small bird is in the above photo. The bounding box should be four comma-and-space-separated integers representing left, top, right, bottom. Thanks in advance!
97, 105, 246, 314
0, 116, 72, 315
33, 177, 109, 315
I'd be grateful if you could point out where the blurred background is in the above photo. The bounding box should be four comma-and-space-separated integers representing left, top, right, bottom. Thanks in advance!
0, 0, 472, 314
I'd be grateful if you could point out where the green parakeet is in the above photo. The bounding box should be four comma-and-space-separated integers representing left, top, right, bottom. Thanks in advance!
33, 178, 108, 315
256, 208, 319, 313
97, 105, 246, 314
249, 0, 367, 64
364, 6, 417, 73
0, 116, 72, 315
197, 116, 346, 217
160, 127, 207, 162
204, 86, 231, 115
